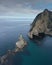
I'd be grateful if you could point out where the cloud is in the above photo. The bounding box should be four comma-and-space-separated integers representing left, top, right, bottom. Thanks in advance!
0, 0, 52, 17
0, 2, 42, 18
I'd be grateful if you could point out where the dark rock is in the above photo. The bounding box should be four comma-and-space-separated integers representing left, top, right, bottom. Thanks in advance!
28, 9, 52, 39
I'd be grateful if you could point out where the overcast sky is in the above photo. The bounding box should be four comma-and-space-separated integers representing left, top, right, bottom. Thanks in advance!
0, 0, 52, 18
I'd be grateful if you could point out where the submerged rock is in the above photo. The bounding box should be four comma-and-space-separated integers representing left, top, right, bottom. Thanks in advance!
28, 9, 52, 39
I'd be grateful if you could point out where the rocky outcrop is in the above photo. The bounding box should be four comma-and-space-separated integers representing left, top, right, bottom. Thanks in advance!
0, 34, 27, 65
28, 9, 52, 39
16, 34, 27, 49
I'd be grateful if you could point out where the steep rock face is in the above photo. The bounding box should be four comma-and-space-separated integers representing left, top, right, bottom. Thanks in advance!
28, 9, 52, 39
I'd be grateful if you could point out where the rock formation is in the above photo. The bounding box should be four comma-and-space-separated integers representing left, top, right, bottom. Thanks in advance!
16, 34, 27, 49
28, 9, 52, 39
0, 34, 27, 65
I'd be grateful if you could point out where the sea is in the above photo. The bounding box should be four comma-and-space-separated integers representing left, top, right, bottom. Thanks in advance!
0, 19, 52, 65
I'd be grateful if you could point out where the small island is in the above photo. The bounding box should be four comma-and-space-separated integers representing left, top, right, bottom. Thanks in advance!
0, 34, 27, 65
16, 34, 27, 49
28, 9, 52, 39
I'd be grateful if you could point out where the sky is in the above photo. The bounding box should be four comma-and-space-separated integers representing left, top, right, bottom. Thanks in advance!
0, 0, 52, 18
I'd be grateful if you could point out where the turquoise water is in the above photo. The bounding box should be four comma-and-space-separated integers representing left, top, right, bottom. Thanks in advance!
0, 20, 52, 65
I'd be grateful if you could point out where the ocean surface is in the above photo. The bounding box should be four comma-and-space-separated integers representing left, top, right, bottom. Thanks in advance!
0, 19, 52, 65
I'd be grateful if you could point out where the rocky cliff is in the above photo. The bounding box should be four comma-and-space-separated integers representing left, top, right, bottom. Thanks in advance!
28, 9, 52, 39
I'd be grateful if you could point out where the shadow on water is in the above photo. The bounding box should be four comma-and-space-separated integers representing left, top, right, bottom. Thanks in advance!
13, 52, 23, 65
33, 33, 52, 46
21, 47, 31, 56
13, 47, 31, 65
29, 33, 46, 46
